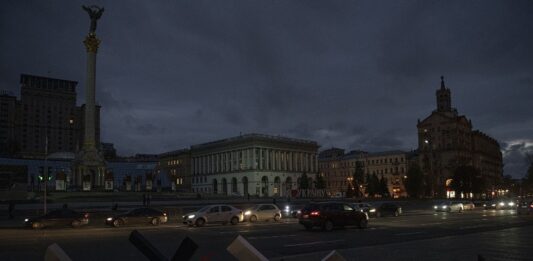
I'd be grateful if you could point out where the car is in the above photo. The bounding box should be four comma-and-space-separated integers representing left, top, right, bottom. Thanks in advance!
483, 200, 497, 210
375, 203, 402, 217
434, 201, 464, 212
106, 208, 168, 227
352, 202, 377, 217
182, 204, 244, 227
484, 199, 516, 210
244, 204, 282, 222
517, 200, 533, 215
462, 201, 475, 210
25, 208, 89, 229
281, 204, 302, 218
299, 202, 368, 231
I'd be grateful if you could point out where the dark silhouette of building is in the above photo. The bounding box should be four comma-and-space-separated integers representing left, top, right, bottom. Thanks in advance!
0, 74, 100, 159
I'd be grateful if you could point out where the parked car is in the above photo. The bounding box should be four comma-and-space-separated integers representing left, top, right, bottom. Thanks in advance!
353, 202, 377, 217
517, 200, 533, 215
244, 204, 282, 222
375, 203, 402, 217
106, 208, 168, 227
434, 201, 464, 212
25, 209, 89, 229
462, 201, 475, 210
299, 202, 368, 231
182, 205, 244, 227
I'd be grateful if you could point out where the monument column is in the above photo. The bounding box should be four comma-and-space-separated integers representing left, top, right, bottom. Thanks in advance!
73, 5, 107, 190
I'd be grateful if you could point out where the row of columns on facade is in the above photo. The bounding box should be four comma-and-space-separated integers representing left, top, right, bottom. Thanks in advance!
192, 149, 318, 175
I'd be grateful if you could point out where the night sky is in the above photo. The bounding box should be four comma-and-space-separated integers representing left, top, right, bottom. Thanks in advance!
1, 1, 532, 178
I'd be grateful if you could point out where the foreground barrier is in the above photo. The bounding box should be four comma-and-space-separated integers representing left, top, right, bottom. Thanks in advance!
129, 230, 198, 261
44, 243, 72, 261
321, 250, 346, 261
227, 235, 269, 261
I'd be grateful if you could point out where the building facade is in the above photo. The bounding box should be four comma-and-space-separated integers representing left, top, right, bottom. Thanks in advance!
319, 149, 408, 198
190, 134, 319, 197
157, 149, 191, 192
0, 74, 100, 159
417, 77, 503, 198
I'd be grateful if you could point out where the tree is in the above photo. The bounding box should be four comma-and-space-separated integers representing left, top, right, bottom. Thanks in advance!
353, 161, 365, 197
367, 174, 380, 197
314, 174, 326, 189
299, 172, 309, 189
379, 176, 389, 197
451, 165, 478, 197
405, 163, 425, 198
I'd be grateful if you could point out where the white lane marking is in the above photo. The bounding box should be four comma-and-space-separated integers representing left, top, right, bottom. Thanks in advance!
284, 240, 345, 247
394, 231, 426, 236
248, 234, 297, 240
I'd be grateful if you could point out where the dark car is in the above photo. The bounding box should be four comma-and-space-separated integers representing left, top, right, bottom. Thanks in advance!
299, 202, 368, 231
24, 209, 89, 229
375, 203, 402, 217
106, 208, 168, 227
517, 200, 533, 215
351, 202, 377, 217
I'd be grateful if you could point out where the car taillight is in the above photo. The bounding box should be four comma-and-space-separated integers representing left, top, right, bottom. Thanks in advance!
530, 204, 533, 208
310, 211, 320, 216
84, 213, 89, 218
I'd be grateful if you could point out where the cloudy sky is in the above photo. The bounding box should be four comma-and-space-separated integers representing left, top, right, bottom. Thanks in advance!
1, 1, 532, 178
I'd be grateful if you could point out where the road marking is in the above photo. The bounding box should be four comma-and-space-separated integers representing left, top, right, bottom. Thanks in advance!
248, 234, 296, 240
394, 231, 426, 236
284, 240, 344, 247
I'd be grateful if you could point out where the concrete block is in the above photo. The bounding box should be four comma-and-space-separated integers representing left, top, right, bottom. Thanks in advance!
321, 250, 346, 261
44, 243, 72, 261
227, 235, 268, 261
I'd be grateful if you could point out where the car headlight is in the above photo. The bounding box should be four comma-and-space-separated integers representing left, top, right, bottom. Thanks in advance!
188, 214, 195, 219
434, 206, 438, 209
244, 211, 251, 216
508, 202, 515, 206
483, 204, 486, 207
24, 218, 29, 222
442, 206, 447, 209
369, 209, 376, 213
499, 202, 505, 206
491, 204, 496, 207
106, 217, 113, 221
297, 210, 301, 214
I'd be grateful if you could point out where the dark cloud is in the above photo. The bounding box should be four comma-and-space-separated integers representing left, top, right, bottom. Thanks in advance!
1, 0, 532, 178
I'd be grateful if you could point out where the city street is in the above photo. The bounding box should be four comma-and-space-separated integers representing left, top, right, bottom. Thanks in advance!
1, 209, 532, 260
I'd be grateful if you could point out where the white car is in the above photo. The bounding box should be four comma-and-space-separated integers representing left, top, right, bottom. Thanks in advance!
244, 204, 282, 222
434, 201, 464, 212
182, 205, 244, 227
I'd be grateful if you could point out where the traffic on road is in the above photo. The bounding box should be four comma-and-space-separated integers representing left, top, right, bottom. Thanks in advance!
19, 197, 532, 231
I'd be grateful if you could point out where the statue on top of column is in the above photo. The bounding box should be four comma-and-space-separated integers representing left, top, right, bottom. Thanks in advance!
82, 5, 104, 33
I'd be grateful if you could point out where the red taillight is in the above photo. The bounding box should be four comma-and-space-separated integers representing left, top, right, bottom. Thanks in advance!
310, 211, 320, 216
530, 204, 533, 208
84, 213, 89, 218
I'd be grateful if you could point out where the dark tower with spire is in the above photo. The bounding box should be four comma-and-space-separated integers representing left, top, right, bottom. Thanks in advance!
436, 76, 452, 112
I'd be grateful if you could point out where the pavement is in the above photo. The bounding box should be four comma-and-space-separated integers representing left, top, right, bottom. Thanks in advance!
0, 208, 531, 260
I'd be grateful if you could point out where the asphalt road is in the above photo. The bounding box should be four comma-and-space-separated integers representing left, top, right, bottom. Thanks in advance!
0, 209, 532, 260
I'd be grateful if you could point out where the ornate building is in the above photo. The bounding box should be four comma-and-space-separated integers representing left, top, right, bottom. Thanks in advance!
189, 134, 319, 197
417, 77, 503, 198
